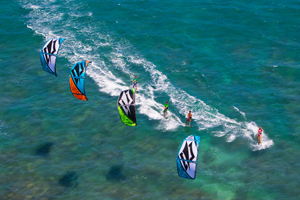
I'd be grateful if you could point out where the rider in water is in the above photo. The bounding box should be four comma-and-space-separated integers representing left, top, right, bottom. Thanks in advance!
133, 76, 138, 91
185, 111, 192, 126
163, 102, 169, 117
257, 126, 264, 144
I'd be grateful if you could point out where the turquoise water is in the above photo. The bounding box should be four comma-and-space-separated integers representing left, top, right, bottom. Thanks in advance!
1, 0, 300, 199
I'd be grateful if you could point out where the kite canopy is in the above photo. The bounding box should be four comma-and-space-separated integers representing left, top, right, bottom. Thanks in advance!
69, 61, 91, 101
117, 88, 137, 126
40, 38, 65, 76
177, 135, 200, 179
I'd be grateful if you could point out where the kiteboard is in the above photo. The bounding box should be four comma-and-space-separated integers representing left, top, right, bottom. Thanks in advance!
177, 135, 200, 179
185, 126, 193, 128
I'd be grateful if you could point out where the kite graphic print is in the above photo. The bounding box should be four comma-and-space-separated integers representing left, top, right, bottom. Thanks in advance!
117, 88, 137, 126
69, 61, 91, 101
177, 135, 200, 179
40, 38, 65, 76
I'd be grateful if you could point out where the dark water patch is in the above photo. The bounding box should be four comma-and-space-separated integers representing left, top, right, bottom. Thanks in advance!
249, 147, 269, 157
35, 142, 54, 157
201, 150, 217, 165
221, 138, 248, 153
208, 133, 225, 147
164, 186, 207, 200
59, 171, 78, 188
234, 187, 253, 200
106, 165, 126, 181
183, 126, 193, 134
143, 168, 162, 179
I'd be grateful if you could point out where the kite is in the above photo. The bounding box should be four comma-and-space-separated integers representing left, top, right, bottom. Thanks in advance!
40, 38, 65, 76
117, 88, 137, 126
69, 61, 91, 101
177, 135, 200, 179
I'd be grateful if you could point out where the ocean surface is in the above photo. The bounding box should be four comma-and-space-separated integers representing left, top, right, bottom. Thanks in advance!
1, 0, 300, 199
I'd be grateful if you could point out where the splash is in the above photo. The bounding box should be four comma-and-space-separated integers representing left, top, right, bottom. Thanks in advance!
233, 106, 246, 118
247, 122, 274, 151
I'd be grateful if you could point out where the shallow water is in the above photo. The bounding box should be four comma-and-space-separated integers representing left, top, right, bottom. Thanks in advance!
0, 0, 300, 199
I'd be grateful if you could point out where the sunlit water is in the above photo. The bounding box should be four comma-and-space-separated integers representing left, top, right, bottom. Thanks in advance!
0, 0, 300, 199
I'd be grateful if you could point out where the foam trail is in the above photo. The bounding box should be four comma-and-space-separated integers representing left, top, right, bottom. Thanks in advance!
107, 42, 274, 148
233, 106, 246, 119
128, 56, 239, 130
20, 0, 274, 146
247, 122, 274, 151
126, 53, 274, 149
20, 0, 182, 130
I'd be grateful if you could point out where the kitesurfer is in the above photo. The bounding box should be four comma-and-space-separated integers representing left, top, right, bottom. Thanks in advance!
257, 126, 264, 145
163, 102, 169, 117
185, 111, 192, 126
133, 76, 138, 91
